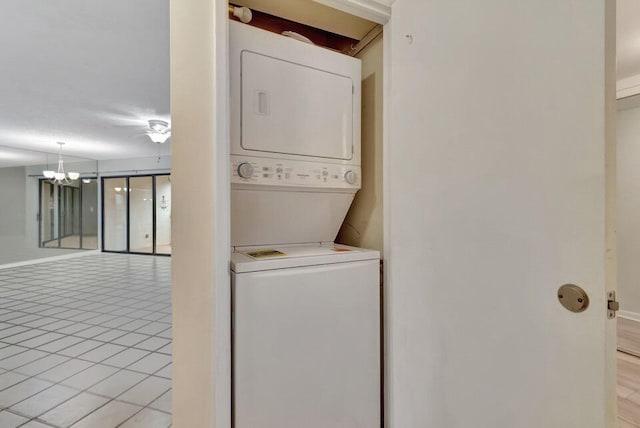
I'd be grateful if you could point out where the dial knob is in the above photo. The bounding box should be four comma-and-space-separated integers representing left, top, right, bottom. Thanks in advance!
237, 162, 254, 179
344, 170, 357, 185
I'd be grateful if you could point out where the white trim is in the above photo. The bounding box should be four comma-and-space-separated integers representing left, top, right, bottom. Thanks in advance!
617, 73, 640, 99
619, 310, 640, 323
312, 0, 392, 24
214, 1, 232, 426
382, 16, 392, 427
0, 250, 100, 270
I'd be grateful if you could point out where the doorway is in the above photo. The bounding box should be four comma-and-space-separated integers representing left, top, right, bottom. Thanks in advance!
102, 174, 172, 255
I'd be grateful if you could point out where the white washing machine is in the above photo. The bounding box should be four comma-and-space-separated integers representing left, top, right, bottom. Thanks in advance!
229, 22, 380, 427
232, 244, 380, 428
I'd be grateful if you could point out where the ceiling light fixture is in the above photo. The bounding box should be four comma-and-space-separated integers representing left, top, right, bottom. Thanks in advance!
147, 120, 171, 144
43, 142, 80, 185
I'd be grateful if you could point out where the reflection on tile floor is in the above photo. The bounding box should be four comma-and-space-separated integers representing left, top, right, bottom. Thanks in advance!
0, 254, 171, 427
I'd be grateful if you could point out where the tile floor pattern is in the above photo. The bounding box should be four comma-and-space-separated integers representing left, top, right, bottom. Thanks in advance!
0, 254, 172, 427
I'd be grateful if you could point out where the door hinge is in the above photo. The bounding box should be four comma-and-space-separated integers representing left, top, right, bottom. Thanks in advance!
607, 291, 619, 319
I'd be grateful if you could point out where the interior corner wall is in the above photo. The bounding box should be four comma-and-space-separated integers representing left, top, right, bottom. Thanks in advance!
0, 167, 27, 237
0, 167, 81, 264
617, 101, 640, 317
336, 34, 384, 253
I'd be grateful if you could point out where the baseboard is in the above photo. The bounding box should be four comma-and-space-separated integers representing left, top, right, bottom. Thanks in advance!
0, 250, 101, 270
619, 310, 640, 323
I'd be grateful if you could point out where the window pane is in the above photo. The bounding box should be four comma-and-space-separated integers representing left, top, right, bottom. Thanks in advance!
81, 178, 98, 249
155, 175, 171, 255
40, 181, 58, 248
59, 184, 80, 248
129, 176, 153, 253
103, 178, 128, 251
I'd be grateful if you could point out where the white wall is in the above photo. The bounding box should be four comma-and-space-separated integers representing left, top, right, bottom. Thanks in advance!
0, 167, 26, 237
617, 98, 640, 317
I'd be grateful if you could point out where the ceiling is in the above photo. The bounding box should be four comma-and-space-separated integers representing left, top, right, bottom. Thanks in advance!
0, 145, 94, 169
0, 0, 169, 162
0, 0, 637, 166
618, 0, 640, 80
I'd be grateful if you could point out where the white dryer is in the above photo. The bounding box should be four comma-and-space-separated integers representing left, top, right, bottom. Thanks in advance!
229, 21, 362, 247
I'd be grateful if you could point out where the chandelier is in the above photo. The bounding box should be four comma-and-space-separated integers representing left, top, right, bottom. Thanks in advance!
43, 142, 80, 185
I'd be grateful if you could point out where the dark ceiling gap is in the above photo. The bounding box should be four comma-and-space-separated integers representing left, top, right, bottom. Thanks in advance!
229, 9, 359, 55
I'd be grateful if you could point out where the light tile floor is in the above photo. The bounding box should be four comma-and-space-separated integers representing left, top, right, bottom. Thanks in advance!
0, 254, 172, 427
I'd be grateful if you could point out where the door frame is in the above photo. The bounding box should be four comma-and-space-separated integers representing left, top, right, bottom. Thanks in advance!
171, 0, 617, 427
101, 173, 171, 257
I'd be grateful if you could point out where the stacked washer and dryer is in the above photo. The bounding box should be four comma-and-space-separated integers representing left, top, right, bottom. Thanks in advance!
229, 21, 380, 428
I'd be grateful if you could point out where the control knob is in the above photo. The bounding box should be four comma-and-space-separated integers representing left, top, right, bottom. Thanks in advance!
237, 162, 254, 179
344, 170, 357, 185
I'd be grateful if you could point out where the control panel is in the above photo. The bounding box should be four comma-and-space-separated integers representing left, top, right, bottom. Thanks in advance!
231, 155, 361, 189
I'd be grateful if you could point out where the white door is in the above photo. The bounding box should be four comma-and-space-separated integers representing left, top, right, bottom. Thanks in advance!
385, 1, 615, 427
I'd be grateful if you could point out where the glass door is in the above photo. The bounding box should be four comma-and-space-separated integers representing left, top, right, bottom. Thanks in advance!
81, 178, 99, 249
129, 176, 154, 254
102, 174, 171, 255
103, 177, 128, 252
59, 185, 80, 247
40, 181, 58, 247
155, 175, 171, 255
39, 179, 97, 249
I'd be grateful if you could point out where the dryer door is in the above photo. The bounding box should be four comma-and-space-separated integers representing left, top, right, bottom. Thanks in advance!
241, 51, 354, 160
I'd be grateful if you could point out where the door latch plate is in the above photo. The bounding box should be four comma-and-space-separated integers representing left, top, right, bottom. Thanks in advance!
607, 291, 619, 319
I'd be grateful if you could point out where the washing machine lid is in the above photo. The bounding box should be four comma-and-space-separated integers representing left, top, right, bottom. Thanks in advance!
231, 243, 380, 273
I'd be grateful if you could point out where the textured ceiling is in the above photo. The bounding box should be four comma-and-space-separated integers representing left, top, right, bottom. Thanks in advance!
1, 0, 635, 167
0, 145, 92, 169
0, 0, 170, 162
